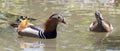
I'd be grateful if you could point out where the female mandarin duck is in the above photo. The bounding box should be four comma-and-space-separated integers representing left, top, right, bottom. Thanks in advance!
89, 11, 113, 32
11, 14, 66, 39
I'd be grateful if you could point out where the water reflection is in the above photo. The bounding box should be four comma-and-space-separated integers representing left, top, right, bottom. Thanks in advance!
16, 37, 56, 51
103, 35, 120, 50
88, 31, 120, 51
0, 0, 120, 51
91, 32, 109, 47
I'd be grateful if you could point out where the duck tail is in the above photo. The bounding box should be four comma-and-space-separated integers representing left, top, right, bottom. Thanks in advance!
9, 23, 18, 28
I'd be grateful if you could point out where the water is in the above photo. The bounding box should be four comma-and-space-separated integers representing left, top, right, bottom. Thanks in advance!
0, 0, 120, 51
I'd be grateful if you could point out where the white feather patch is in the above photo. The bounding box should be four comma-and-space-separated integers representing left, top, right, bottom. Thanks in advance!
21, 27, 39, 35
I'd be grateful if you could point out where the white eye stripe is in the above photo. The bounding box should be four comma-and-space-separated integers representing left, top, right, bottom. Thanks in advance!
52, 14, 63, 19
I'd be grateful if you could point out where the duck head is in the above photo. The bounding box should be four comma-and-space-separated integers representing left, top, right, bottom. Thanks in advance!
49, 14, 66, 24
44, 14, 66, 38
95, 11, 104, 23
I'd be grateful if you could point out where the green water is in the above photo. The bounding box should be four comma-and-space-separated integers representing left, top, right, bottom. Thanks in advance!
0, 0, 120, 51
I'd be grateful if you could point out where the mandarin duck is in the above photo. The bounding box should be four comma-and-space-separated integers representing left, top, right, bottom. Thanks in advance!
89, 11, 113, 32
11, 14, 66, 39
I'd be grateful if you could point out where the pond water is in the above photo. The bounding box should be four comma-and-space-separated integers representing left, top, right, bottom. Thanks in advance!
0, 0, 120, 51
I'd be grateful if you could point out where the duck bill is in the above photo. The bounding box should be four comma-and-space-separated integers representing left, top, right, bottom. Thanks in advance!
62, 20, 66, 24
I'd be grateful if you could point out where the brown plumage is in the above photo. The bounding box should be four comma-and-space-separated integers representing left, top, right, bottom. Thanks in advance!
44, 18, 59, 33
89, 11, 113, 32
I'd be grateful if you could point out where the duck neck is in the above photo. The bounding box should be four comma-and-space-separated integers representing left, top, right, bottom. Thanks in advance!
44, 19, 59, 38
98, 20, 104, 25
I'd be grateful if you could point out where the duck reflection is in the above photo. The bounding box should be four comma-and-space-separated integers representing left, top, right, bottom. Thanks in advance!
16, 37, 56, 51
91, 32, 113, 50
103, 34, 120, 50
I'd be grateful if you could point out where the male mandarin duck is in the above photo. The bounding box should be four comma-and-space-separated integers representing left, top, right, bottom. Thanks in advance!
11, 14, 66, 39
89, 11, 113, 32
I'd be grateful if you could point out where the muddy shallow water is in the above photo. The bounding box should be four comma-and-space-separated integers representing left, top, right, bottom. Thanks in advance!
0, 0, 120, 51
